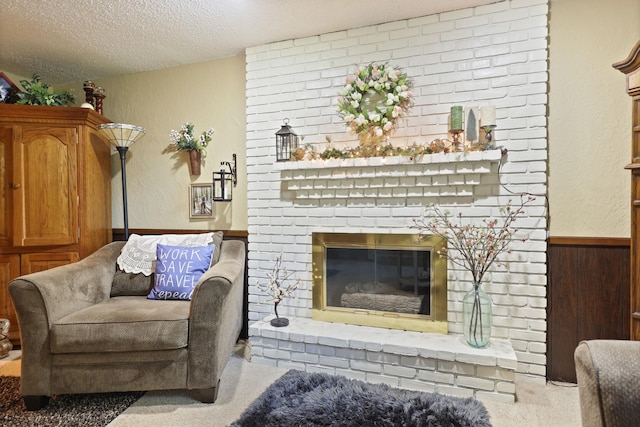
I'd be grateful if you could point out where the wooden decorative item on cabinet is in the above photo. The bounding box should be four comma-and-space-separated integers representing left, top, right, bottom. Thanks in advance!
614, 40, 640, 340
0, 104, 113, 344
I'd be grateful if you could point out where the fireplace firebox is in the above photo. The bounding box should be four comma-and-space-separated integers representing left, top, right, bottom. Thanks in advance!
312, 233, 448, 333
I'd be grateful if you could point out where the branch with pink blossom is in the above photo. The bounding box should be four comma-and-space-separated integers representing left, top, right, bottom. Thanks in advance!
412, 194, 535, 284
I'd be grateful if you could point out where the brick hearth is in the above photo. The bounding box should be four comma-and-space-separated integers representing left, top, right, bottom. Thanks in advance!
250, 317, 517, 403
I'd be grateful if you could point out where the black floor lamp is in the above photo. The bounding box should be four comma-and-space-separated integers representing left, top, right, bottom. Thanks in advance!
97, 123, 146, 240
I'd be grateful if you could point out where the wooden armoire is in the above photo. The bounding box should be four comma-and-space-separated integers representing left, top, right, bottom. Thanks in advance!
0, 104, 113, 344
614, 40, 640, 340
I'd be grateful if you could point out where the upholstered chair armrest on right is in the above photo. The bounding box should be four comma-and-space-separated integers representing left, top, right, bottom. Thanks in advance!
574, 339, 640, 427
187, 239, 246, 402
8, 241, 124, 398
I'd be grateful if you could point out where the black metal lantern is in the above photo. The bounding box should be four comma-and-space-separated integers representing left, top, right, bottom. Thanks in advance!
275, 118, 298, 162
213, 154, 237, 202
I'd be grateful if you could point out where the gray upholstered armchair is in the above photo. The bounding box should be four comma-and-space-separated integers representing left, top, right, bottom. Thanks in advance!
9, 237, 245, 410
574, 340, 640, 427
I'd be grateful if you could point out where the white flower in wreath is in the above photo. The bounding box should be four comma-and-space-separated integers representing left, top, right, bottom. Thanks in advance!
337, 62, 414, 143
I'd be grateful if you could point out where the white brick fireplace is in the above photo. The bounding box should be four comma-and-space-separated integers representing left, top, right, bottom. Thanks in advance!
245, 0, 549, 402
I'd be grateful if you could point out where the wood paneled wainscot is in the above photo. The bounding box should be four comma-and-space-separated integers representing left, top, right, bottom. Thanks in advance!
0, 104, 112, 344
547, 237, 630, 383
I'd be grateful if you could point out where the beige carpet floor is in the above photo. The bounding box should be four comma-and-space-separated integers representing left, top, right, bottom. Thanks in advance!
0, 343, 582, 427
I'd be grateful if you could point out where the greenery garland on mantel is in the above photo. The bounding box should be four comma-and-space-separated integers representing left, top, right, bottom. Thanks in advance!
294, 136, 496, 161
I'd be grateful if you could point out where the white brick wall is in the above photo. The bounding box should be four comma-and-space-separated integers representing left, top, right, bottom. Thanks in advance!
246, 0, 549, 385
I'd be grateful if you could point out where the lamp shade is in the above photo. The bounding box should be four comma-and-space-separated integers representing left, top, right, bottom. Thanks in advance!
98, 123, 146, 148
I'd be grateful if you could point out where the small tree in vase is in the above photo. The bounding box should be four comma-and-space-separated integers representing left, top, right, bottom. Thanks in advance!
413, 194, 534, 348
257, 254, 301, 327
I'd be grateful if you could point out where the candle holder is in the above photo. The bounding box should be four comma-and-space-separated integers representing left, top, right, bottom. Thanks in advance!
275, 119, 298, 162
449, 129, 464, 150
94, 86, 106, 115
482, 125, 496, 145
83, 81, 95, 107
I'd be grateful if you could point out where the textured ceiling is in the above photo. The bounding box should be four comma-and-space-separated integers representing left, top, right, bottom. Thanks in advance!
0, 0, 500, 85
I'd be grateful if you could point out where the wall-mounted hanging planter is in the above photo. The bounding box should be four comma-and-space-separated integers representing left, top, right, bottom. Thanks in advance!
189, 149, 202, 175
167, 122, 214, 176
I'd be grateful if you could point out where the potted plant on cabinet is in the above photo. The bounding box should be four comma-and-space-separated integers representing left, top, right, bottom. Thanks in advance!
15, 73, 76, 106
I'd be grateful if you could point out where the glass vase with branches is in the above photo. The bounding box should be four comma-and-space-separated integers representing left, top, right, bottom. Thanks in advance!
413, 194, 534, 347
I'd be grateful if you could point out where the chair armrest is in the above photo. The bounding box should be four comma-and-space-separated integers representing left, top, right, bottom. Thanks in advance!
8, 241, 124, 396
187, 239, 246, 389
10, 242, 123, 326
575, 340, 640, 427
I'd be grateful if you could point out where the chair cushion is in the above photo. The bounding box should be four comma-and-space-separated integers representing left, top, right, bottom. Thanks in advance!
147, 244, 214, 300
209, 231, 224, 264
111, 268, 154, 296
50, 296, 190, 353
111, 231, 223, 297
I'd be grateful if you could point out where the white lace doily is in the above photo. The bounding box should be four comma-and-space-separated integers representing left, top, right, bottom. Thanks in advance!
117, 233, 215, 276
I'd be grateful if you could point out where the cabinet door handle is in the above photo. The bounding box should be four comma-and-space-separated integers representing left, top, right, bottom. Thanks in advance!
10, 183, 21, 189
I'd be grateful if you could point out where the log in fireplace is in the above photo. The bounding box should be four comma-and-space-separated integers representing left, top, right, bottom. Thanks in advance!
312, 232, 448, 333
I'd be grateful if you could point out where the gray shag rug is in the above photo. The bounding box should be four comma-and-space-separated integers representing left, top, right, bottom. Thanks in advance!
232, 370, 493, 427
0, 376, 144, 427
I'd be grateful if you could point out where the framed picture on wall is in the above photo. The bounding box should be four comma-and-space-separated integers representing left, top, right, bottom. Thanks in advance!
189, 184, 214, 218
0, 72, 19, 104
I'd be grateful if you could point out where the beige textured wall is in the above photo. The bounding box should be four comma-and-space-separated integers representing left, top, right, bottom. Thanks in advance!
65, 55, 247, 232
548, 0, 640, 238
49, 0, 639, 237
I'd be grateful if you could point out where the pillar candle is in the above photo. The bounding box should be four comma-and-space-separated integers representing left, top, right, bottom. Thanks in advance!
480, 105, 496, 127
450, 106, 463, 130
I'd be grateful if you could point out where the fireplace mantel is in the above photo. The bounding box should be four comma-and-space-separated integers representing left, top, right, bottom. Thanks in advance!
275, 149, 505, 200
275, 148, 505, 171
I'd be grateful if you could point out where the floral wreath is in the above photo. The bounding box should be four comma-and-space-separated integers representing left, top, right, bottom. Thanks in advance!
337, 62, 414, 143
